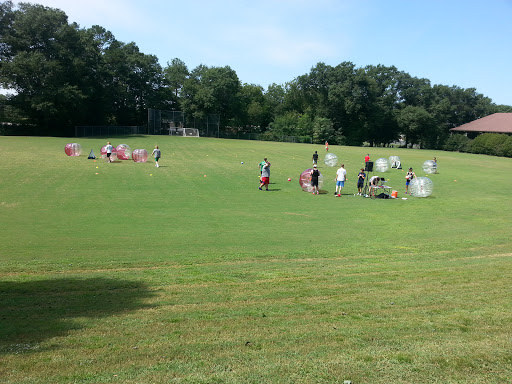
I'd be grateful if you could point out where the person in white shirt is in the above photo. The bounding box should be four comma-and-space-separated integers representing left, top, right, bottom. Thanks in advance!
105, 141, 113, 163
152, 145, 161, 168
334, 164, 347, 197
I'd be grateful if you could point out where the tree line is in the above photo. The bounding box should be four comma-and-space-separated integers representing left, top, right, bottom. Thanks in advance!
1, 1, 511, 148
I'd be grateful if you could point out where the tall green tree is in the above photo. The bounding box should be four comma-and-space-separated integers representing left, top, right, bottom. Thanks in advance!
163, 58, 189, 110
236, 83, 270, 131
0, 2, 90, 134
181, 65, 241, 127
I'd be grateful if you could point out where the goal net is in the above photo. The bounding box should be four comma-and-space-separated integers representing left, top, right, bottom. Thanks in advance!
168, 127, 199, 137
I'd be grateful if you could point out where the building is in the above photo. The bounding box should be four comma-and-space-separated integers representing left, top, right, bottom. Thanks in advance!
450, 113, 512, 138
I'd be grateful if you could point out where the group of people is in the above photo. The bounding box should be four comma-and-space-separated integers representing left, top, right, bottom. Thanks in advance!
308, 152, 423, 196
103, 141, 161, 166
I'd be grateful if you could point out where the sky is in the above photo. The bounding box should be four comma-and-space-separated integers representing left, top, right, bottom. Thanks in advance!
10, 0, 512, 105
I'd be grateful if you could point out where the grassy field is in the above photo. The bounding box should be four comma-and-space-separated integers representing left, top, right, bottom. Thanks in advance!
0, 136, 511, 384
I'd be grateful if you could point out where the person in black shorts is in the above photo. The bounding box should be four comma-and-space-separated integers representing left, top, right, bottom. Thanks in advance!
310, 164, 320, 195
357, 168, 366, 195
312, 151, 319, 166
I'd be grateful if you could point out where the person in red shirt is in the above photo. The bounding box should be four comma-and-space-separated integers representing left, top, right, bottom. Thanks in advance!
325, 141, 329, 151
364, 154, 370, 163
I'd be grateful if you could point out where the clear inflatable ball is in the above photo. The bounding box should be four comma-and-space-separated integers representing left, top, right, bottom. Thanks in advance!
324, 153, 338, 167
132, 149, 148, 163
299, 168, 324, 192
64, 143, 82, 156
389, 156, 401, 168
116, 144, 132, 160
423, 160, 437, 174
409, 177, 434, 197
375, 157, 389, 172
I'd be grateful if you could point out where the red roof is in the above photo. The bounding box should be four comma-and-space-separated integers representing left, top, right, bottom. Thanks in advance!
450, 113, 512, 133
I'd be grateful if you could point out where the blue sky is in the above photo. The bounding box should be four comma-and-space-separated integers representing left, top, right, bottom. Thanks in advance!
14, 0, 512, 105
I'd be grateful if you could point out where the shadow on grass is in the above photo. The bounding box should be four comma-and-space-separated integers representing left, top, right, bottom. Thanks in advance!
0, 277, 154, 354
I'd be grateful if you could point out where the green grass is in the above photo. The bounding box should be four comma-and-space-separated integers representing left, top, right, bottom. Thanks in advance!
0, 136, 511, 383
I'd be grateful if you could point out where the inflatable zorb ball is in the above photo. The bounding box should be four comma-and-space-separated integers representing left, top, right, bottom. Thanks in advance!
324, 153, 338, 167
409, 177, 434, 197
389, 156, 401, 168
423, 160, 437, 174
375, 157, 389, 172
132, 149, 148, 163
116, 144, 132, 160
299, 168, 324, 192
64, 143, 82, 156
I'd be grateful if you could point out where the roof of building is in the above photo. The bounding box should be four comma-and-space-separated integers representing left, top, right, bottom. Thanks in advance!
450, 113, 512, 133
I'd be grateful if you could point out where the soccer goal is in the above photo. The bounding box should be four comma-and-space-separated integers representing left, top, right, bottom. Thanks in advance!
182, 128, 199, 137
168, 127, 199, 137
167, 127, 199, 137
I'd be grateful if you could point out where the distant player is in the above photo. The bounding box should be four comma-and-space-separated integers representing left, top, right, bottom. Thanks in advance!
259, 159, 271, 191
310, 164, 320, 195
334, 164, 346, 197
405, 168, 416, 194
312, 151, 319, 166
105, 141, 113, 163
325, 141, 329, 152
357, 168, 366, 195
259, 157, 267, 180
152, 145, 161, 168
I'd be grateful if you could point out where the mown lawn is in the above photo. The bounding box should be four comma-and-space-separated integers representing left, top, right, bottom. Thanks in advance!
0, 136, 511, 383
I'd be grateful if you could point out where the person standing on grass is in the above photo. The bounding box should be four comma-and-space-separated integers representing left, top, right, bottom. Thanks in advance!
334, 164, 347, 197
312, 151, 319, 166
310, 164, 320, 195
259, 157, 268, 180
325, 141, 329, 152
405, 168, 416, 194
357, 168, 366, 195
152, 145, 161, 168
259, 159, 271, 191
105, 141, 113, 163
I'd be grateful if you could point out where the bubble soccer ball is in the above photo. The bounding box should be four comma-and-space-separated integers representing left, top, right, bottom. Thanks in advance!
116, 144, 132, 160
299, 168, 324, 192
100, 145, 118, 159
422, 160, 437, 174
409, 177, 434, 197
132, 149, 148, 163
389, 156, 401, 168
324, 153, 338, 167
375, 157, 389, 172
64, 143, 82, 156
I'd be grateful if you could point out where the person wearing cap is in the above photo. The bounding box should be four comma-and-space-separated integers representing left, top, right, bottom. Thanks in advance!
405, 168, 416, 194
334, 164, 347, 197
310, 164, 320, 195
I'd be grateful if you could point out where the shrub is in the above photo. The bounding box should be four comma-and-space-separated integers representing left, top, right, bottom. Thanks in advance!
443, 134, 472, 152
471, 133, 509, 156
